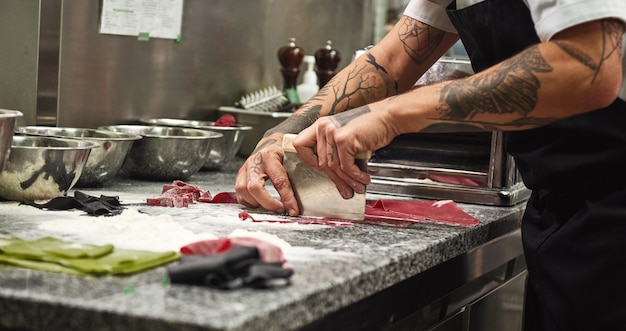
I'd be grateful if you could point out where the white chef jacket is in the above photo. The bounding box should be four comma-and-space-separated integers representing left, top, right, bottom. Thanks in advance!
402, 0, 626, 100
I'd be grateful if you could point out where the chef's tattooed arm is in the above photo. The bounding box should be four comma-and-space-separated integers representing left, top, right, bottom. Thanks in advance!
264, 15, 457, 137
414, 18, 625, 133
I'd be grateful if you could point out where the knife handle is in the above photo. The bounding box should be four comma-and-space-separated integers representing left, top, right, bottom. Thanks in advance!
282, 133, 372, 160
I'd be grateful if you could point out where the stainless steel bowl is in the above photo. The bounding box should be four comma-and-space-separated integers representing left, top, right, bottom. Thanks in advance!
0, 109, 23, 173
98, 125, 223, 181
0, 135, 98, 202
217, 107, 291, 157
16, 126, 142, 187
139, 118, 253, 170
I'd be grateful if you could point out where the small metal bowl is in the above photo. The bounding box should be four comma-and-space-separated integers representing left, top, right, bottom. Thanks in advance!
0, 135, 98, 202
16, 126, 142, 187
98, 125, 223, 181
139, 118, 253, 170
0, 109, 23, 173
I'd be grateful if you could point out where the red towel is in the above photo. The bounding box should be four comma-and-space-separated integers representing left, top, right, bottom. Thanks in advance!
364, 199, 479, 227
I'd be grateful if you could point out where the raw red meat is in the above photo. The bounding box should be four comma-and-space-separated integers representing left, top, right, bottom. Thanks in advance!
146, 181, 203, 207
213, 114, 236, 127
146, 181, 239, 207
198, 191, 238, 203
180, 236, 286, 263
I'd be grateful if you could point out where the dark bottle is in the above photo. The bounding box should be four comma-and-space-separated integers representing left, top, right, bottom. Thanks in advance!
314, 40, 341, 88
277, 37, 304, 107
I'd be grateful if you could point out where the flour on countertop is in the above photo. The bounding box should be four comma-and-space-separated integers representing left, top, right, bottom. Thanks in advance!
38, 208, 218, 252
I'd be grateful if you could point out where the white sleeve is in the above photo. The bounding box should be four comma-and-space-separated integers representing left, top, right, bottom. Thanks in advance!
402, 0, 458, 34
527, 0, 626, 41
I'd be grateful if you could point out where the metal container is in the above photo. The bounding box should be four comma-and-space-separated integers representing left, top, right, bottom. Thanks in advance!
217, 107, 291, 157
0, 135, 97, 202
16, 126, 142, 187
99, 125, 222, 181
139, 118, 253, 170
0, 110, 23, 173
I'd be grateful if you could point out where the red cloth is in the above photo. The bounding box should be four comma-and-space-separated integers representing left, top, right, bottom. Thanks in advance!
180, 237, 286, 263
365, 199, 479, 227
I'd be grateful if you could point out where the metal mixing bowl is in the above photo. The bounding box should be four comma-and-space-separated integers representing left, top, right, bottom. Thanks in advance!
98, 125, 223, 181
0, 109, 23, 173
0, 135, 98, 202
16, 126, 142, 187
139, 118, 253, 170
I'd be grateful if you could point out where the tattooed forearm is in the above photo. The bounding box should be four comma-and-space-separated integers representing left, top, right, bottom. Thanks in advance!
264, 105, 321, 137
554, 19, 624, 84
365, 53, 388, 74
398, 16, 446, 65
330, 106, 371, 128
437, 46, 553, 129
324, 59, 392, 115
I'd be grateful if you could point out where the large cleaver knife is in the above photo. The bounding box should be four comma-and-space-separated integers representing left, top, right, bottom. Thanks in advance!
282, 134, 371, 221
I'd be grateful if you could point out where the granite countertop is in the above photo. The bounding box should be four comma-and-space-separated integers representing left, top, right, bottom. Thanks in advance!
0, 158, 526, 331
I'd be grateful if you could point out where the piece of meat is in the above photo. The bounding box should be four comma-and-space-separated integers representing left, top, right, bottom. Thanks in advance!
213, 114, 236, 127
146, 181, 203, 207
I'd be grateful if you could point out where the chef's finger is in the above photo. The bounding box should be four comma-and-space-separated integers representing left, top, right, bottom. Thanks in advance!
235, 164, 261, 208
264, 161, 300, 216
292, 128, 319, 169
323, 166, 355, 199
237, 154, 286, 214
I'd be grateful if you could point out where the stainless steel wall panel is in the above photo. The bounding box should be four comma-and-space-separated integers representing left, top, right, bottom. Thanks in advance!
0, 0, 40, 126
53, 0, 375, 128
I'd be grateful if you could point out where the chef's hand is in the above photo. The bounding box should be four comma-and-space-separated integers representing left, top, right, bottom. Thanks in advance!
292, 105, 395, 199
235, 133, 300, 216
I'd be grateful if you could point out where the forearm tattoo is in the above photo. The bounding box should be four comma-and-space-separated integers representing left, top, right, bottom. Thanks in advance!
398, 16, 446, 65
320, 55, 395, 115
554, 19, 624, 84
437, 46, 554, 130
264, 105, 321, 137
331, 106, 371, 128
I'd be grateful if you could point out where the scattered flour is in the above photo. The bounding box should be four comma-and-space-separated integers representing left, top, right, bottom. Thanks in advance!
38, 209, 218, 252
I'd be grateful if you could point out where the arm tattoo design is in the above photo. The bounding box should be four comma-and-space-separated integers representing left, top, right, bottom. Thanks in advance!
330, 106, 371, 128
264, 105, 321, 136
398, 16, 446, 65
554, 19, 624, 84
437, 46, 554, 129
323, 58, 393, 115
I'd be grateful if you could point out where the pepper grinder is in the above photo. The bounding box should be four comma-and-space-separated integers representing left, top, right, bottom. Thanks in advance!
314, 40, 341, 88
277, 37, 304, 107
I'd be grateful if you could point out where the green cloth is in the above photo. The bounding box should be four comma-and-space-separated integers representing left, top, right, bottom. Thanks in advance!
0, 236, 180, 275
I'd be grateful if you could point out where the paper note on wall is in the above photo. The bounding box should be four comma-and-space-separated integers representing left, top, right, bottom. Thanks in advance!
99, 0, 184, 40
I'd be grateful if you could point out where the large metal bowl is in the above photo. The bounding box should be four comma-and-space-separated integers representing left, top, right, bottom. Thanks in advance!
0, 109, 23, 173
0, 135, 98, 202
15, 126, 142, 187
217, 107, 291, 157
98, 125, 223, 181
139, 118, 253, 170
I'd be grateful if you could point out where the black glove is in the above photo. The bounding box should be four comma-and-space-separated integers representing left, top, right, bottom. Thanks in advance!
167, 246, 293, 289
21, 191, 124, 216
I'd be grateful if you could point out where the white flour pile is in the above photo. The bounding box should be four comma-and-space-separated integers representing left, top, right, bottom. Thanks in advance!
38, 209, 218, 252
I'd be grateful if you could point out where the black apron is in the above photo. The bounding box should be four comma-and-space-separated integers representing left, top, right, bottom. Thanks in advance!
446, 1, 626, 330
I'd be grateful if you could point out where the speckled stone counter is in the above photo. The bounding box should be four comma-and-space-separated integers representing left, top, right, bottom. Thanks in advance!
0, 158, 526, 331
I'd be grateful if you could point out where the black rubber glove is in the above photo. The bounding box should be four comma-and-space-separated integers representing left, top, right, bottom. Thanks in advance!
21, 191, 124, 216
167, 246, 293, 289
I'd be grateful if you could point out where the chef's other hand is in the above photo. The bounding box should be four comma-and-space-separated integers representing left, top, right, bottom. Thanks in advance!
293, 106, 391, 199
235, 133, 299, 216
